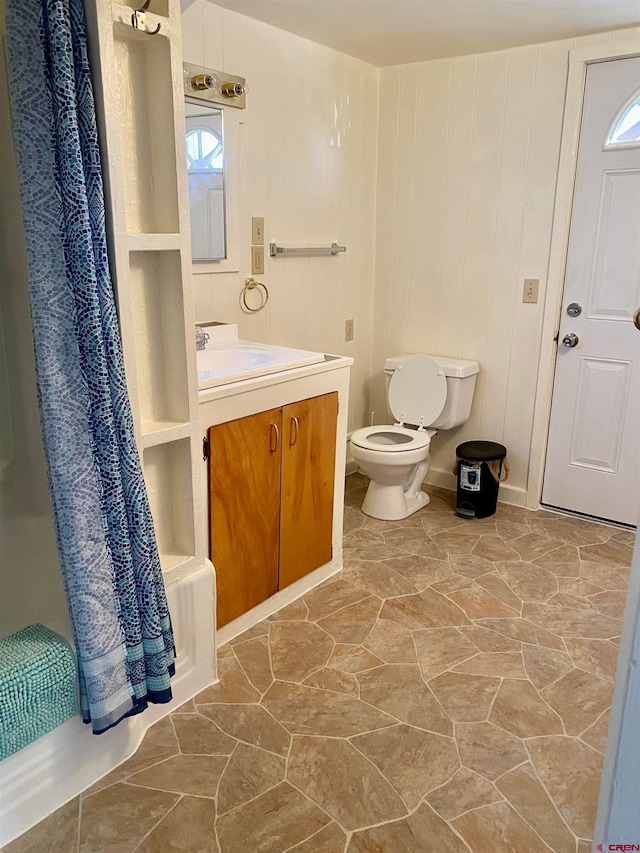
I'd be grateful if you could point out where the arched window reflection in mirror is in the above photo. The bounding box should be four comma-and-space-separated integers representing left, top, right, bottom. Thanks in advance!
186, 128, 223, 171
605, 89, 640, 149
185, 102, 226, 260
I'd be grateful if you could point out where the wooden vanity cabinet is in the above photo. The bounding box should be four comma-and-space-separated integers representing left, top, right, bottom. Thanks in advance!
208, 407, 281, 627
279, 394, 338, 588
208, 392, 338, 626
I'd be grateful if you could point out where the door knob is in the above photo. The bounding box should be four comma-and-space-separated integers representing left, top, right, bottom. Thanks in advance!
634, 308, 640, 331
562, 332, 579, 348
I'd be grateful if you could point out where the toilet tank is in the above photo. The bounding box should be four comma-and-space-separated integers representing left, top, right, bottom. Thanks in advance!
384, 354, 479, 430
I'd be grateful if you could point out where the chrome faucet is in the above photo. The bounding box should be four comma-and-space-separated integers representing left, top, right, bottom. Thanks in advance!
195, 326, 210, 351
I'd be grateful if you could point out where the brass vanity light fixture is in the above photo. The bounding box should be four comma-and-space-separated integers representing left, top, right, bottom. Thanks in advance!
183, 62, 247, 109
221, 81, 246, 99
190, 73, 216, 91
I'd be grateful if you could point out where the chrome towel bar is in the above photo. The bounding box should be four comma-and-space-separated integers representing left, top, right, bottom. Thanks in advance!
269, 242, 346, 257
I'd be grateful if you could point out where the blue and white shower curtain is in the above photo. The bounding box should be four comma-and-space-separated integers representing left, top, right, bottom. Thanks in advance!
5, 0, 175, 733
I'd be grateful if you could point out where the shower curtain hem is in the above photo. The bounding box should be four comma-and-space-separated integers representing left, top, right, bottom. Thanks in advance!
84, 670, 175, 735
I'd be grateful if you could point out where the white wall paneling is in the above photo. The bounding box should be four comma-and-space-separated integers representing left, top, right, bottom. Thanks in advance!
179, 10, 640, 501
182, 1, 379, 435
370, 65, 400, 383
374, 26, 640, 505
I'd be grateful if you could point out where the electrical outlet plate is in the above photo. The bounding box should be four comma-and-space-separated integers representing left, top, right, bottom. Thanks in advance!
251, 245, 265, 275
523, 278, 539, 303
251, 217, 264, 245
345, 318, 354, 341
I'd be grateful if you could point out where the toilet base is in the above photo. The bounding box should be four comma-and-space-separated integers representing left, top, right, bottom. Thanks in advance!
361, 481, 431, 521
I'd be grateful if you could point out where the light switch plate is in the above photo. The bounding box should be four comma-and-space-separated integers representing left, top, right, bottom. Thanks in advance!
523, 278, 539, 303
251, 245, 265, 275
251, 217, 264, 245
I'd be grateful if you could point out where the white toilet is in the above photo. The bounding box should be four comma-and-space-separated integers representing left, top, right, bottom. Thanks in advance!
350, 354, 479, 520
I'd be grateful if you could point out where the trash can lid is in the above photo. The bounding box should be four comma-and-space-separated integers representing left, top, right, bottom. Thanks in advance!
456, 440, 507, 461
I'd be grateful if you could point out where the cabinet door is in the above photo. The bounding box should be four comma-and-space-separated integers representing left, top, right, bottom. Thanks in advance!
280, 392, 338, 589
209, 408, 281, 627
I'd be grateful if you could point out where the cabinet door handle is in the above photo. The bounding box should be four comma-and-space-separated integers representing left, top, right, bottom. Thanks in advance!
290, 416, 299, 446
270, 422, 279, 452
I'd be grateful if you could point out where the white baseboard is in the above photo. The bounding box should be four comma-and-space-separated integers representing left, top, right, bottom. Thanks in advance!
345, 431, 357, 475
342, 454, 528, 509
426, 467, 529, 508
344, 434, 528, 509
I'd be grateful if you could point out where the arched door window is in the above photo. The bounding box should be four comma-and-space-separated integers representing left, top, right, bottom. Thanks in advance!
605, 90, 640, 149
186, 127, 223, 171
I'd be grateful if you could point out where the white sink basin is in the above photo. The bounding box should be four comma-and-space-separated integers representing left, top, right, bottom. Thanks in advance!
197, 326, 325, 388
198, 345, 277, 374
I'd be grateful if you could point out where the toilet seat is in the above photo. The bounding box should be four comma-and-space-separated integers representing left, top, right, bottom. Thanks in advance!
351, 424, 432, 453
388, 354, 447, 427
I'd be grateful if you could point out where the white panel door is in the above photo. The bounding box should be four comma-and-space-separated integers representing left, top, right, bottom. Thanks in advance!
543, 57, 640, 526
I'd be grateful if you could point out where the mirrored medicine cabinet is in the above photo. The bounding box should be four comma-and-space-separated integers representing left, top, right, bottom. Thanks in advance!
183, 62, 246, 272
185, 100, 226, 261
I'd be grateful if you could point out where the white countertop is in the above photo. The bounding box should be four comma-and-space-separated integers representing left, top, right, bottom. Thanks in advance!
196, 323, 352, 402
198, 352, 353, 404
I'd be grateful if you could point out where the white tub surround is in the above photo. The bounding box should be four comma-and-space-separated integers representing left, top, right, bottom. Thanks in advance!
0, 0, 219, 846
199, 354, 352, 644
0, 559, 215, 847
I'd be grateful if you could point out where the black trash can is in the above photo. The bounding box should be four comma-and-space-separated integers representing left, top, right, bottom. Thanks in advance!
455, 441, 507, 519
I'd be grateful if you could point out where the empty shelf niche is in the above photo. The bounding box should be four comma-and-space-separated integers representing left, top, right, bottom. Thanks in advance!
143, 439, 196, 572
113, 27, 179, 234
130, 250, 189, 432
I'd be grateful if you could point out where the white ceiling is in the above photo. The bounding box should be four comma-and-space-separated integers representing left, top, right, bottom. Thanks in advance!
202, 0, 640, 67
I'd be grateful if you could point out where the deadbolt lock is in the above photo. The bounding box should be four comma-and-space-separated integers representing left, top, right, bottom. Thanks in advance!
567, 302, 582, 317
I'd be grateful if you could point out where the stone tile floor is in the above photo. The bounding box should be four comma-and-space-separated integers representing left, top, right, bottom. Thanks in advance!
6, 476, 636, 852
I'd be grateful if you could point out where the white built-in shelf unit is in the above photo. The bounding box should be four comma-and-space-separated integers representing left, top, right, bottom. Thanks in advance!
88, 0, 205, 579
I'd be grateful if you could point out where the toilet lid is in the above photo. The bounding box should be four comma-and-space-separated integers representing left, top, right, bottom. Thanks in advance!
388, 354, 447, 427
